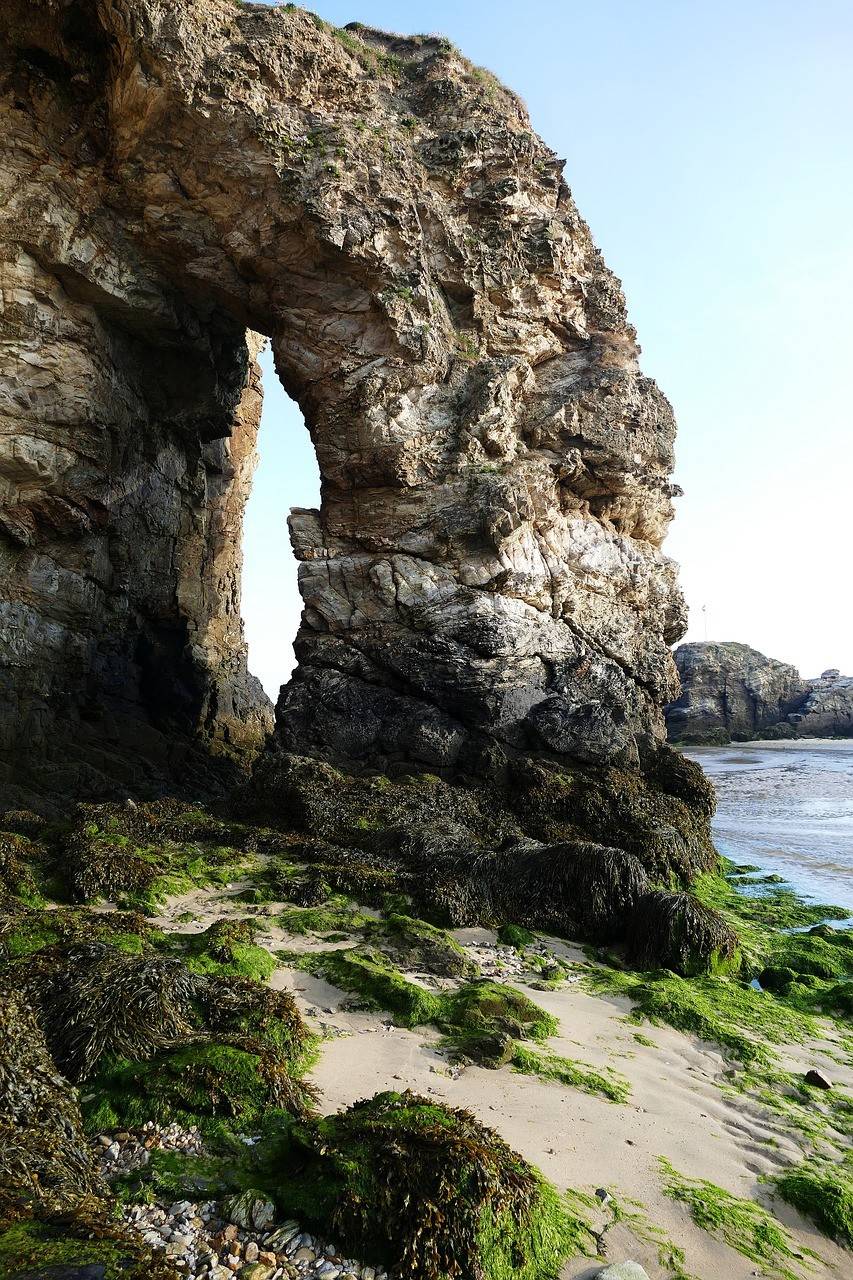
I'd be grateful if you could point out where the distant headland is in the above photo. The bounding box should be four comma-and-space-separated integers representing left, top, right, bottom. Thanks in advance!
666, 641, 853, 745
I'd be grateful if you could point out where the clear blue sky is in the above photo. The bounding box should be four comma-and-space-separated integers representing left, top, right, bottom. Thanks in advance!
242, 0, 853, 698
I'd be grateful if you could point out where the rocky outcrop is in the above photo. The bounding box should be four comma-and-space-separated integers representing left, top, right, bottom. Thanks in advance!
666, 643, 853, 743
2, 0, 688, 812
790, 670, 853, 738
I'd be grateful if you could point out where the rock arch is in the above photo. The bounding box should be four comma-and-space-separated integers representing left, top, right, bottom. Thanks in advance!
1, 0, 687, 807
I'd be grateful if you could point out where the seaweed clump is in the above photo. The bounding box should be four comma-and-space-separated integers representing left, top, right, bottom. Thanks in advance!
3, 940, 315, 1135
626, 890, 741, 976
775, 1158, 853, 1247
11, 942, 202, 1081
0, 990, 102, 1223
275, 1090, 593, 1280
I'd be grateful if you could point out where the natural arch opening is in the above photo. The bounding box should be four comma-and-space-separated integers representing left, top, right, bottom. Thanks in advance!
242, 346, 320, 705
1, 0, 689, 813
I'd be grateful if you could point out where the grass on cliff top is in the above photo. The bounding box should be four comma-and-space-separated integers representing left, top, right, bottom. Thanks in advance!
658, 1158, 820, 1280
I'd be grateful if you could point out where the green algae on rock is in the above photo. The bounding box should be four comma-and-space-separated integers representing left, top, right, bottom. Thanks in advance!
292, 943, 557, 1045
0, 1216, 179, 1280
271, 1090, 595, 1280
182, 918, 278, 983
370, 912, 479, 978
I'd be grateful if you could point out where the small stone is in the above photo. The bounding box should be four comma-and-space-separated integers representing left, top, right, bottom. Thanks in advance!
225, 1192, 277, 1232
244, 1243, 259, 1263
237, 1267, 273, 1280
595, 1264, 651, 1280
804, 1068, 832, 1090
292, 1247, 316, 1263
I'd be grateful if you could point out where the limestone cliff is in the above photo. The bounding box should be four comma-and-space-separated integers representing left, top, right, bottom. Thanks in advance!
666, 642, 853, 743
2, 0, 687, 811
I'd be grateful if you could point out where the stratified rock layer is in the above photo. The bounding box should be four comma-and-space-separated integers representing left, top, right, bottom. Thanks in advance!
666, 642, 853, 743
2, 0, 686, 807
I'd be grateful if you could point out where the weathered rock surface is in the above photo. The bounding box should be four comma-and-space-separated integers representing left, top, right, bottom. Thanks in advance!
791, 669, 853, 738
666, 642, 853, 743
2, 0, 687, 809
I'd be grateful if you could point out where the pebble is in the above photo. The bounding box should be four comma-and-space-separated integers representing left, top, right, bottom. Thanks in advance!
595, 1263, 651, 1280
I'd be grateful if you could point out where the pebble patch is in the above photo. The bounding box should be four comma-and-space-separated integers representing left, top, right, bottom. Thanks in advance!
93, 1123, 389, 1280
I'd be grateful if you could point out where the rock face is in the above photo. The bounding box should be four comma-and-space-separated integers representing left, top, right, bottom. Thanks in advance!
790, 670, 853, 739
1, 0, 687, 806
666, 643, 853, 743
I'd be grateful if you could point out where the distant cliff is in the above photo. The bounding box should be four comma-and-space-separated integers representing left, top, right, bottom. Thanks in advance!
666, 642, 853, 744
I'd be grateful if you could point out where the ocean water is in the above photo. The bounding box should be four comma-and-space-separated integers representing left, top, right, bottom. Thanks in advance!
684, 739, 853, 914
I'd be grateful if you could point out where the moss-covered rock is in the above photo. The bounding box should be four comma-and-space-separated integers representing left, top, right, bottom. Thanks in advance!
442, 980, 557, 1043
0, 832, 45, 908
626, 890, 741, 976
200, 976, 314, 1066
272, 1090, 593, 1280
497, 923, 534, 949
296, 946, 445, 1026
296, 945, 556, 1045
84, 1040, 314, 1134
183, 918, 277, 982
4, 938, 314, 1139
372, 913, 478, 978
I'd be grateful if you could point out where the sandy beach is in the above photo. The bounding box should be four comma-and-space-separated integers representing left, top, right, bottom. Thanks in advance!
147, 878, 853, 1280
